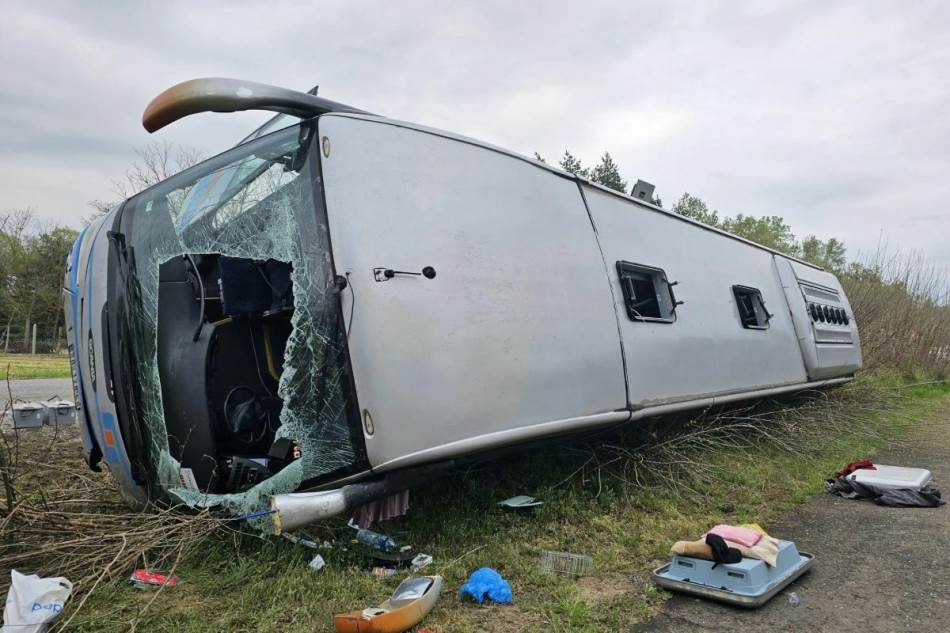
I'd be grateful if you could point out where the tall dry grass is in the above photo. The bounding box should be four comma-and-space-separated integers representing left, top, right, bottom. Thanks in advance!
841, 248, 950, 376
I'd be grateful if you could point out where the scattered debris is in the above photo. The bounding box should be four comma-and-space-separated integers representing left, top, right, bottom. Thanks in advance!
459, 568, 513, 604
370, 567, 398, 578
9, 399, 76, 429
283, 532, 332, 549
836, 458, 875, 477
309, 555, 326, 572
826, 477, 945, 507
11, 402, 44, 429
370, 549, 418, 568
540, 551, 593, 577
39, 398, 76, 426
283, 532, 318, 549
130, 569, 179, 589
653, 526, 813, 607
334, 575, 443, 632
826, 463, 945, 507
672, 523, 780, 567
844, 463, 931, 490
3, 570, 72, 633
671, 535, 780, 567
351, 490, 411, 529
411, 554, 433, 572
788, 591, 801, 607
349, 519, 398, 553
498, 495, 543, 509
234, 509, 276, 521
703, 524, 762, 548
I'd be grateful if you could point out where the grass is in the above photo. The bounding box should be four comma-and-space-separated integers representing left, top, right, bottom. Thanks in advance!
0, 353, 71, 379
55, 376, 950, 633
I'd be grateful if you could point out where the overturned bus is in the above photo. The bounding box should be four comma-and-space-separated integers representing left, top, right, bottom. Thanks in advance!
65, 78, 862, 531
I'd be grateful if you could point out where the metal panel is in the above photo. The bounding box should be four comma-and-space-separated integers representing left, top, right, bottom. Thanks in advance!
775, 257, 862, 379
582, 186, 810, 407
319, 115, 626, 470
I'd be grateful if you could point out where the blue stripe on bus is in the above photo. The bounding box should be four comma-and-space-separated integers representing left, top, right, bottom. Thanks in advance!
68, 227, 95, 456
82, 221, 135, 485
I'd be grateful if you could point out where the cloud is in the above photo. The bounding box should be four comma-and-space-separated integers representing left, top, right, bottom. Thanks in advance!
1, 1, 948, 269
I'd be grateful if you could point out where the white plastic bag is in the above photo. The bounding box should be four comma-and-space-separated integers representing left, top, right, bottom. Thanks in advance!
2, 570, 73, 633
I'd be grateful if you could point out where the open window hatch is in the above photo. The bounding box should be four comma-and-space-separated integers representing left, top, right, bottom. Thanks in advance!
732, 285, 771, 330
616, 260, 680, 323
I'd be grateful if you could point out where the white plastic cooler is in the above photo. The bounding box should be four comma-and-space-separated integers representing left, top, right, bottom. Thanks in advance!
847, 464, 932, 490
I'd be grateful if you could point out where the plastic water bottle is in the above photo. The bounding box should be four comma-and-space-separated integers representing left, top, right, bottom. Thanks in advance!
355, 527, 397, 552
788, 591, 800, 607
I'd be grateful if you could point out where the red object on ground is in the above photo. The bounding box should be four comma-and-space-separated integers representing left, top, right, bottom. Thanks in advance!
130, 569, 178, 587
836, 459, 876, 478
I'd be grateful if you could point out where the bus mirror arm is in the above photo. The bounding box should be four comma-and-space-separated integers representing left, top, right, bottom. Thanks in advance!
142, 78, 372, 133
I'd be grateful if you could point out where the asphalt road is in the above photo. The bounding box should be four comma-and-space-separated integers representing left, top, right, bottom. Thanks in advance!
3, 377, 74, 405
633, 402, 950, 633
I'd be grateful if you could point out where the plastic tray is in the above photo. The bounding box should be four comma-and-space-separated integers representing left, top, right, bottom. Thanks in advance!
652, 539, 814, 608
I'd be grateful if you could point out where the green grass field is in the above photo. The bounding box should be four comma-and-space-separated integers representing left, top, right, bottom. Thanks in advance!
0, 353, 71, 379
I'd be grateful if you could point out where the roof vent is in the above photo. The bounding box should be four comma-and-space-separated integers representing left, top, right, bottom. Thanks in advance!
631, 180, 655, 202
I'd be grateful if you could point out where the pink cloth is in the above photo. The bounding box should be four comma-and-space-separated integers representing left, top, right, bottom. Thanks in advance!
703, 524, 762, 548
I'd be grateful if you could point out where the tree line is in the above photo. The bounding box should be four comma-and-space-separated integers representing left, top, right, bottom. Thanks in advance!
0, 141, 202, 354
537, 149, 846, 271
0, 210, 78, 353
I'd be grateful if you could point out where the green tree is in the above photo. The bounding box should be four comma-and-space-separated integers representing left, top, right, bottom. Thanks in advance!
671, 193, 721, 227
590, 152, 627, 193
0, 210, 78, 352
558, 150, 589, 179
720, 214, 800, 256
800, 235, 847, 271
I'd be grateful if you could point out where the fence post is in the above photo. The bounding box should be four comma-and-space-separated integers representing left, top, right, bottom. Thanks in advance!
31, 323, 37, 355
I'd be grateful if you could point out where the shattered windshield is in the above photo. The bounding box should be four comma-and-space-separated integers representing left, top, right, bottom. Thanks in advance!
119, 122, 364, 519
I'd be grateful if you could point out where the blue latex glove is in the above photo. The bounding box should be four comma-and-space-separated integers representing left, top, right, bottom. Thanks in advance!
459, 567, 513, 604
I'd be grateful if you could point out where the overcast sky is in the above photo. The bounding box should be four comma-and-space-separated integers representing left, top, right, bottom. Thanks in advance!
2, 1, 949, 269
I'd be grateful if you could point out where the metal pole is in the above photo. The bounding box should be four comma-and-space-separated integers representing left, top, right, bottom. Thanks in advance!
31, 323, 37, 355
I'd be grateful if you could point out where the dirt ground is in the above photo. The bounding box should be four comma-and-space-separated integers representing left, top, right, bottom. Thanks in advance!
633, 402, 950, 633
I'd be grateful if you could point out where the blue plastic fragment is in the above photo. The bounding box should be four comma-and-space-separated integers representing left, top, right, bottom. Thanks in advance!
459, 567, 513, 604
